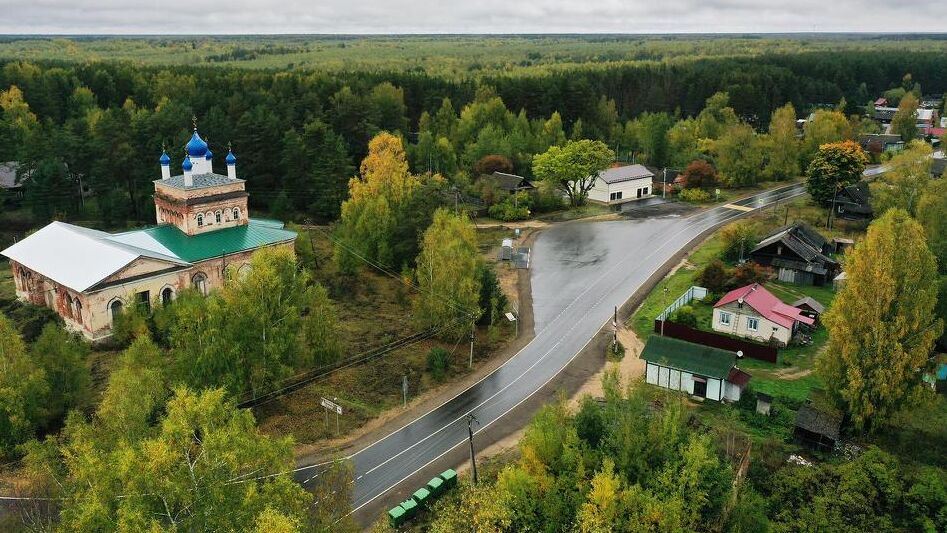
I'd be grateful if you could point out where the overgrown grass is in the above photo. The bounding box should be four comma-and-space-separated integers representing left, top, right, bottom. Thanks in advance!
628, 235, 725, 339
0, 262, 14, 301
254, 227, 516, 446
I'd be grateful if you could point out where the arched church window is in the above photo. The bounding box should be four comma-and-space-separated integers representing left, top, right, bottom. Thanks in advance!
233, 207, 241, 220
109, 299, 124, 324
197, 213, 204, 227
74, 299, 82, 323
161, 287, 174, 306
192, 272, 208, 296
215, 211, 222, 224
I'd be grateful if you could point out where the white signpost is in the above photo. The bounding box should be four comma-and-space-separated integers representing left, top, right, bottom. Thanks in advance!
321, 397, 343, 434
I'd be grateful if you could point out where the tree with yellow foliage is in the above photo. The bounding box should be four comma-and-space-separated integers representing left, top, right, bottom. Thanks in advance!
818, 209, 943, 432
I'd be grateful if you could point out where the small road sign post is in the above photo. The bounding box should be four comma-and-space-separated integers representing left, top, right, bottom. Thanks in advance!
505, 311, 518, 338
321, 397, 343, 435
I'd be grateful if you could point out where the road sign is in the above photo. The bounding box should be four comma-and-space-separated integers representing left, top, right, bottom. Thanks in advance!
505, 312, 516, 322
321, 397, 343, 415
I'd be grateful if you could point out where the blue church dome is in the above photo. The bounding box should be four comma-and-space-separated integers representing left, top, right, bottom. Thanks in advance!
205, 147, 213, 160
226, 150, 237, 165
185, 130, 208, 157
182, 155, 193, 172
159, 152, 171, 166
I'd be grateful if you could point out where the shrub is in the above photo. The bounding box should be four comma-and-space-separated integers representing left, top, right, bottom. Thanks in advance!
670, 305, 698, 328
474, 154, 514, 176
488, 192, 531, 221
719, 220, 759, 261
729, 262, 774, 289
678, 188, 712, 203
698, 259, 730, 294
427, 347, 450, 380
680, 159, 717, 189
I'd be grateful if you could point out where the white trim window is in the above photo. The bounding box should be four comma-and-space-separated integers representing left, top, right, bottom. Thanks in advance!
609, 191, 623, 201
232, 207, 241, 220
719, 311, 732, 326
747, 317, 759, 332
215, 211, 222, 224
196, 213, 204, 227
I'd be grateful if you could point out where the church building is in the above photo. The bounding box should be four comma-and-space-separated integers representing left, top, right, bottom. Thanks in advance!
1, 127, 297, 341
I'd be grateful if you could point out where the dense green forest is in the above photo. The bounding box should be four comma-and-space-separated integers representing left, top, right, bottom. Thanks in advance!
2, 36, 946, 232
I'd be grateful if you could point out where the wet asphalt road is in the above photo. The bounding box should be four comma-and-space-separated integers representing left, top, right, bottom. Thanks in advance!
295, 183, 807, 516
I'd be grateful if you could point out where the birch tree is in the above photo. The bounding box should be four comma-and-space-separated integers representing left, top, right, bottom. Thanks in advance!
817, 209, 943, 431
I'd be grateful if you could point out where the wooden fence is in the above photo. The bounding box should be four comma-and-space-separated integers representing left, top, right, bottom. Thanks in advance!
652, 320, 778, 363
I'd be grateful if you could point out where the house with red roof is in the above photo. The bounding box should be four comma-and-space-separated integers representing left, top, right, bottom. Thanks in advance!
712, 283, 815, 346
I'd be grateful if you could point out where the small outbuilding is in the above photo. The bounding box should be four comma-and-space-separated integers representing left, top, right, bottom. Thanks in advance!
483, 171, 535, 194
792, 296, 825, 323
641, 335, 750, 402
793, 404, 842, 452
756, 392, 773, 416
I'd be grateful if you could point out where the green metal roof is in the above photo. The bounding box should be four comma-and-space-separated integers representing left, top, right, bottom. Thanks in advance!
112, 219, 296, 263
640, 336, 736, 379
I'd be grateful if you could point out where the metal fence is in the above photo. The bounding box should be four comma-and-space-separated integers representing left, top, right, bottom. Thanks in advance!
653, 320, 779, 363
656, 286, 708, 322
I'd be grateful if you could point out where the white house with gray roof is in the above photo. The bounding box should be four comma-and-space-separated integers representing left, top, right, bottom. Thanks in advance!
586, 164, 654, 205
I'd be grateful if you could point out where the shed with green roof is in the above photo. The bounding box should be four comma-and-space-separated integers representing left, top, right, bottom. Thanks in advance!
641, 336, 749, 402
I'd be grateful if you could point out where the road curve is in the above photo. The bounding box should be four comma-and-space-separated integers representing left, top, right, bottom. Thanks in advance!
294, 183, 807, 516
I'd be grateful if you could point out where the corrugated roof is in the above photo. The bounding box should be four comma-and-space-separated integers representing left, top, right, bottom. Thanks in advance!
597, 164, 654, 185
714, 283, 815, 328
112, 220, 296, 263
640, 335, 736, 379
0, 221, 189, 293
2, 219, 295, 293
155, 173, 245, 190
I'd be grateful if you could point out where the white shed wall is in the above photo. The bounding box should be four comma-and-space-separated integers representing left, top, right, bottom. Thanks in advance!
587, 176, 653, 204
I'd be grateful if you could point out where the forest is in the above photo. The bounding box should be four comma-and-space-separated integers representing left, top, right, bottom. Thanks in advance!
2, 36, 947, 238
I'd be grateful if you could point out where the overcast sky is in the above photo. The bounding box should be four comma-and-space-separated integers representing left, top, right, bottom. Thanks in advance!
1, 0, 945, 34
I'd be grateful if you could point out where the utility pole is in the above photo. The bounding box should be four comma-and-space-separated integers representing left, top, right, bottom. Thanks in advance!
662, 167, 667, 199
466, 414, 479, 484
469, 324, 475, 368
612, 305, 618, 354
402, 375, 408, 408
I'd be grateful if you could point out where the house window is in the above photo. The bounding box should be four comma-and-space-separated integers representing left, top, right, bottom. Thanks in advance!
643, 187, 649, 195
609, 191, 623, 201
747, 317, 759, 332
215, 211, 222, 223
197, 214, 204, 227
719, 312, 732, 326
192, 272, 208, 296
232, 207, 240, 220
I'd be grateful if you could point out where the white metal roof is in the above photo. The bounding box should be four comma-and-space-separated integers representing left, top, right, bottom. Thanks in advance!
1, 221, 188, 293
597, 164, 654, 185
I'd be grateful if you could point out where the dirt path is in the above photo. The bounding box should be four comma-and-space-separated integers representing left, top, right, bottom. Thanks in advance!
771, 367, 814, 379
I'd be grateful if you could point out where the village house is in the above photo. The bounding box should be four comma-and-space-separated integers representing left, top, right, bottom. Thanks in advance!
481, 171, 535, 195
586, 163, 653, 205
749, 223, 839, 286
1, 127, 296, 341
642, 335, 751, 402
0, 161, 26, 199
712, 283, 815, 346
833, 181, 872, 221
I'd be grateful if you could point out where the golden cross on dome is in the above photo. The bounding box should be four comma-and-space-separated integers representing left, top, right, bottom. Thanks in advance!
192, 115, 198, 130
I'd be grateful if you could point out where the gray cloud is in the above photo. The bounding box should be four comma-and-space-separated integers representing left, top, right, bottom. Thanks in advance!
0, 0, 944, 34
